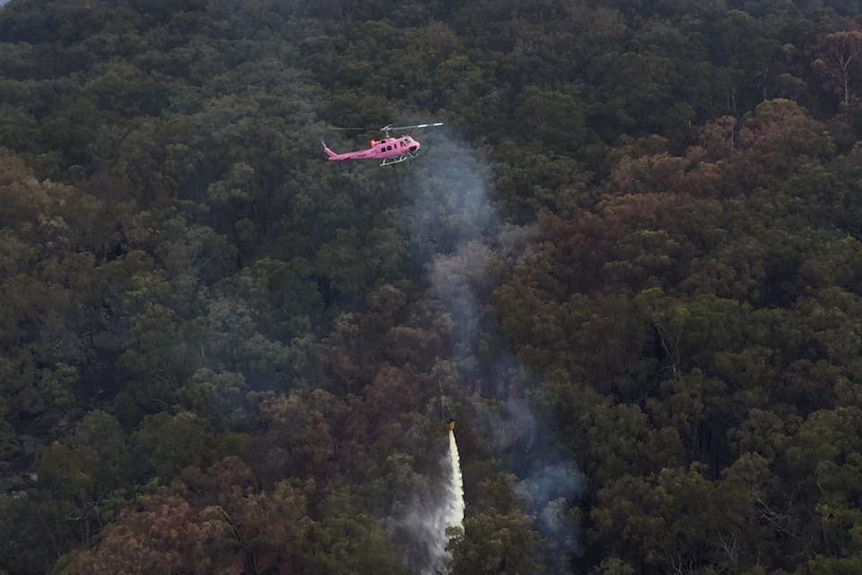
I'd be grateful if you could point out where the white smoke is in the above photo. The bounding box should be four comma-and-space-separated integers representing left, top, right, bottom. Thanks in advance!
389, 131, 482, 575
406, 131, 495, 259
399, 128, 583, 573
515, 460, 586, 566
429, 240, 495, 366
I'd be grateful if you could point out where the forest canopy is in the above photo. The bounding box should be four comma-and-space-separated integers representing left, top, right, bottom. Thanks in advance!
2, 0, 862, 574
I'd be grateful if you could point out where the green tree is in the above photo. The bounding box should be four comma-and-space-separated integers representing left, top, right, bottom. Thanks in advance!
38, 411, 131, 546
132, 411, 222, 481
451, 510, 541, 575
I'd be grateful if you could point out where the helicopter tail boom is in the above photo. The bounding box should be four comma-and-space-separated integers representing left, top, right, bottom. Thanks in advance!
322, 141, 387, 162
322, 142, 339, 159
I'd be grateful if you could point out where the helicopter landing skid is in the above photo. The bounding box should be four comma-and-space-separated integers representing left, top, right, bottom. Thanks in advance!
380, 149, 420, 166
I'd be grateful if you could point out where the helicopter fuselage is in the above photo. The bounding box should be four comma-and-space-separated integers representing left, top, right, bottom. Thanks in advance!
322, 135, 422, 166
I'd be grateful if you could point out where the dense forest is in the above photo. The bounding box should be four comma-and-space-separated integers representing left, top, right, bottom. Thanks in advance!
2, 0, 862, 573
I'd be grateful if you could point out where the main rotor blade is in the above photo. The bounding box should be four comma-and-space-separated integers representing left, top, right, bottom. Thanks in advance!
382, 122, 444, 132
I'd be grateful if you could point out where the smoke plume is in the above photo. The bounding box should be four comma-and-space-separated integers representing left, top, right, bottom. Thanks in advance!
400, 128, 583, 574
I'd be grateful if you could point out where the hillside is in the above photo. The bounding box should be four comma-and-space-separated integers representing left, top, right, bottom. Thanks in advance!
1, 1, 862, 574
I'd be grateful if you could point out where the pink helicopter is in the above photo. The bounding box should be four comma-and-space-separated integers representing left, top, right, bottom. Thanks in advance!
322, 122, 443, 166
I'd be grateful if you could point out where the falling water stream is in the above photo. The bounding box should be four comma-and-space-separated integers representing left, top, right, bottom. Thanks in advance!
422, 428, 466, 575
446, 429, 465, 534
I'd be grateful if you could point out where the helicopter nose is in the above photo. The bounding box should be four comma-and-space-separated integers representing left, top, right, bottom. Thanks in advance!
409, 142, 419, 152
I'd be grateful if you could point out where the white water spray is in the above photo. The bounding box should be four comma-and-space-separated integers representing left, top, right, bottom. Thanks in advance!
427, 428, 465, 575
415, 428, 466, 575
446, 429, 465, 533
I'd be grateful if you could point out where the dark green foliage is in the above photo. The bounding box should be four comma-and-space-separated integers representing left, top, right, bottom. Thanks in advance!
2, 0, 862, 573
